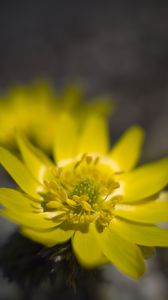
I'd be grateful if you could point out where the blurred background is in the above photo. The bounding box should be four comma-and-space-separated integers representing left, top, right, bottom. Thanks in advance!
0, 0, 168, 299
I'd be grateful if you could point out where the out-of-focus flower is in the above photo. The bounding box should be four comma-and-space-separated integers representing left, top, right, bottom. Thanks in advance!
0, 113, 168, 280
0, 81, 112, 152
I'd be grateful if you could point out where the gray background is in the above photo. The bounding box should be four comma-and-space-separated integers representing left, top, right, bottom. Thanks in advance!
0, 1, 168, 299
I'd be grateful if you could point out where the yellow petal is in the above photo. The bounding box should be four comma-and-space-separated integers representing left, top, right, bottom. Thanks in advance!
21, 227, 73, 247
53, 113, 78, 162
109, 126, 144, 171
0, 147, 43, 199
77, 115, 109, 155
115, 200, 168, 223
0, 210, 60, 230
0, 188, 41, 212
112, 217, 168, 246
16, 133, 54, 183
87, 97, 114, 117
72, 228, 108, 268
92, 225, 145, 279
60, 84, 83, 111
120, 158, 168, 202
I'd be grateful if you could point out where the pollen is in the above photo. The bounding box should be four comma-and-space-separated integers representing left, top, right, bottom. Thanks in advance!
72, 178, 99, 202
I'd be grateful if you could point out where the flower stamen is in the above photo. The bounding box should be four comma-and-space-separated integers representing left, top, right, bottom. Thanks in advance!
42, 154, 122, 229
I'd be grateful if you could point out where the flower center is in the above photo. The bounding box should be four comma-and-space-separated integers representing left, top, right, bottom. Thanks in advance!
71, 178, 99, 202
42, 154, 122, 231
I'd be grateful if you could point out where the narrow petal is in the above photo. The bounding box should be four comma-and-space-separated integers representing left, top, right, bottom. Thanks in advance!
92, 225, 145, 279
0, 147, 43, 199
119, 158, 168, 202
21, 227, 74, 247
16, 133, 54, 183
112, 217, 168, 246
109, 126, 144, 171
60, 84, 83, 110
0, 210, 61, 230
77, 115, 109, 155
53, 113, 78, 162
115, 200, 168, 223
0, 188, 41, 212
72, 229, 108, 268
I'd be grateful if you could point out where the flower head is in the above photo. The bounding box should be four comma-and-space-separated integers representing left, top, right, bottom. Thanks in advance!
0, 81, 112, 152
0, 112, 168, 279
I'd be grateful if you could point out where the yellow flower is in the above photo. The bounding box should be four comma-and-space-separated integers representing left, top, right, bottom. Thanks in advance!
0, 113, 168, 279
0, 81, 111, 152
